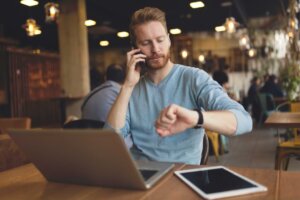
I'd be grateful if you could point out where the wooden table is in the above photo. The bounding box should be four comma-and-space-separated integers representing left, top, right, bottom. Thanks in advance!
265, 112, 300, 169
0, 164, 299, 200
265, 112, 300, 128
265, 112, 300, 143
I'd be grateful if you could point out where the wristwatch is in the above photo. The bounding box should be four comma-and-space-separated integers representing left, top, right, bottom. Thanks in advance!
194, 109, 203, 129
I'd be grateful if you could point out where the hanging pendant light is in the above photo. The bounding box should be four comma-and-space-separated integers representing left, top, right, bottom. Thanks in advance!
224, 17, 239, 33
22, 19, 41, 36
248, 48, 257, 58
239, 34, 250, 49
20, 0, 39, 7
288, 16, 298, 30
181, 49, 189, 59
44, 2, 59, 23
218, 1, 240, 34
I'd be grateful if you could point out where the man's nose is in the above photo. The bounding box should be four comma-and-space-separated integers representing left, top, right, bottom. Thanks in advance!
151, 42, 160, 53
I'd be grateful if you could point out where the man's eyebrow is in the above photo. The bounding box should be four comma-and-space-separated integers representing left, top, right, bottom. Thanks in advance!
138, 35, 166, 43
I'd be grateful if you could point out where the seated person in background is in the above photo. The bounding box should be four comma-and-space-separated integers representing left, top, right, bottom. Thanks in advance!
89, 67, 103, 90
105, 7, 252, 165
212, 70, 229, 89
260, 74, 284, 97
82, 64, 133, 148
81, 64, 125, 122
212, 69, 238, 101
247, 77, 261, 122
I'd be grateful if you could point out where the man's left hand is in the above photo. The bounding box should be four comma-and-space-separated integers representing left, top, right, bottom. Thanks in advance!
155, 104, 199, 137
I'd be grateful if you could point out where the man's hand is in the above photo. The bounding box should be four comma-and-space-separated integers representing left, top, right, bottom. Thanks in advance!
155, 104, 199, 137
124, 49, 147, 88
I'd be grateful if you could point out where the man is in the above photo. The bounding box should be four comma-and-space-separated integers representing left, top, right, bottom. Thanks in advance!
81, 64, 125, 122
106, 7, 252, 164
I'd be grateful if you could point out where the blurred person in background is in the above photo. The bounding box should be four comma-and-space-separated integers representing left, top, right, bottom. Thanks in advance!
260, 74, 283, 97
247, 76, 262, 122
82, 64, 125, 122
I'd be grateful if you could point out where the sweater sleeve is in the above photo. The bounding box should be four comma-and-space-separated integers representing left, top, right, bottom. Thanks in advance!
192, 69, 252, 135
103, 107, 131, 138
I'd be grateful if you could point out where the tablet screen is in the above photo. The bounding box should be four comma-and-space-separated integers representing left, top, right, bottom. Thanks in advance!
175, 166, 267, 199
180, 168, 256, 193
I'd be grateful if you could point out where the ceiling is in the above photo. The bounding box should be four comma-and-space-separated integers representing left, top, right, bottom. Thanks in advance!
0, 0, 288, 51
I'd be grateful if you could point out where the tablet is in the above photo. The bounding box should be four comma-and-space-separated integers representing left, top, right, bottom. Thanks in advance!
174, 166, 267, 200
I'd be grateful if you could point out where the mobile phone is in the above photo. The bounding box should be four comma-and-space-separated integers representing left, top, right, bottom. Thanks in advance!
132, 44, 147, 70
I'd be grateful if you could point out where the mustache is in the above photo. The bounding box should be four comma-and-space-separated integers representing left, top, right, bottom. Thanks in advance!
148, 54, 164, 60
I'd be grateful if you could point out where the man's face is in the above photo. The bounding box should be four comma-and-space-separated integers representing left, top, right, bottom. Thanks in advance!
134, 21, 171, 70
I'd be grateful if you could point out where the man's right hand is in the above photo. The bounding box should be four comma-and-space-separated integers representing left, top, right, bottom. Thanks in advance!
107, 49, 146, 129
125, 49, 147, 88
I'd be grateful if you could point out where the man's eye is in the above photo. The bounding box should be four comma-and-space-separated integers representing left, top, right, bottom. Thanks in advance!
157, 37, 165, 43
141, 42, 150, 46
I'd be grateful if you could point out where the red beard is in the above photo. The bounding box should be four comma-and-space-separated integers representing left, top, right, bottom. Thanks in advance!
146, 50, 171, 70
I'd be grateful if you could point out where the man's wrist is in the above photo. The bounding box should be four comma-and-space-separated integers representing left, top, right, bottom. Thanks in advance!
122, 83, 135, 91
193, 109, 203, 129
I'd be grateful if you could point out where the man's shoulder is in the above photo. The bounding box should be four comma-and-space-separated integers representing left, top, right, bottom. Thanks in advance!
88, 81, 120, 96
174, 64, 208, 78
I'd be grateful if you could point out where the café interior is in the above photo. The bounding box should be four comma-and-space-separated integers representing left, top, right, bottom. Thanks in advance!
0, 0, 300, 199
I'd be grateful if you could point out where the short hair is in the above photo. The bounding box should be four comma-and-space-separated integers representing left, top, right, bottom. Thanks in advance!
212, 70, 229, 86
129, 7, 167, 44
251, 76, 258, 84
268, 74, 277, 83
106, 64, 125, 83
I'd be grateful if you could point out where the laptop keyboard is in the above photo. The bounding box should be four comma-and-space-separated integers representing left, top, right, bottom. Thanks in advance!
139, 169, 158, 181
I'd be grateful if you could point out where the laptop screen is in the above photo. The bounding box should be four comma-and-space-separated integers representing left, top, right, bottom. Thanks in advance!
139, 169, 158, 181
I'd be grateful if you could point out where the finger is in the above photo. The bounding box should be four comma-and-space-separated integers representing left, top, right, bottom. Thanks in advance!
127, 49, 142, 57
155, 120, 170, 130
127, 58, 145, 72
126, 49, 143, 68
164, 105, 177, 122
159, 113, 174, 125
127, 49, 146, 63
156, 128, 171, 137
128, 51, 146, 67
132, 53, 147, 59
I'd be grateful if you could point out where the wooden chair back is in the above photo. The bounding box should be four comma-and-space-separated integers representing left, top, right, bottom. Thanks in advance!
0, 117, 31, 134
0, 117, 31, 171
63, 119, 104, 129
290, 102, 300, 144
274, 102, 300, 170
206, 130, 220, 161
201, 133, 209, 165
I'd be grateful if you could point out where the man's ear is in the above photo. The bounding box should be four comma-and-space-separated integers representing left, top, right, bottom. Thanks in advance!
167, 34, 171, 48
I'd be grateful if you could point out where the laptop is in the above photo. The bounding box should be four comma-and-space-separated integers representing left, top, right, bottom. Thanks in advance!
8, 129, 174, 190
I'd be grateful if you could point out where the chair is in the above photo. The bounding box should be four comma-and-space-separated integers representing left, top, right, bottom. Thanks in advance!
0, 117, 31, 134
274, 102, 300, 170
201, 133, 209, 165
0, 117, 31, 171
206, 130, 220, 161
257, 93, 276, 126
63, 119, 105, 129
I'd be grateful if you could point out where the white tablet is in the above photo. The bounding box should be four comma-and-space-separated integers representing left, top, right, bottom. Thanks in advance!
174, 166, 267, 200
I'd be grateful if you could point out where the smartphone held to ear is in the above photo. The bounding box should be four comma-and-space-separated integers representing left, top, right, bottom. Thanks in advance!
132, 44, 147, 70
135, 53, 147, 70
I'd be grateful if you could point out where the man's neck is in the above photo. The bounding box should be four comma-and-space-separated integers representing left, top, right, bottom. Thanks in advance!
147, 60, 174, 84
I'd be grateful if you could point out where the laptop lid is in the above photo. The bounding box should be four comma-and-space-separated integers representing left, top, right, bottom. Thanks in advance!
8, 129, 174, 190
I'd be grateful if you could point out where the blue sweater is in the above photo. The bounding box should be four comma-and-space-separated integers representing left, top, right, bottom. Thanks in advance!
106, 64, 252, 164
